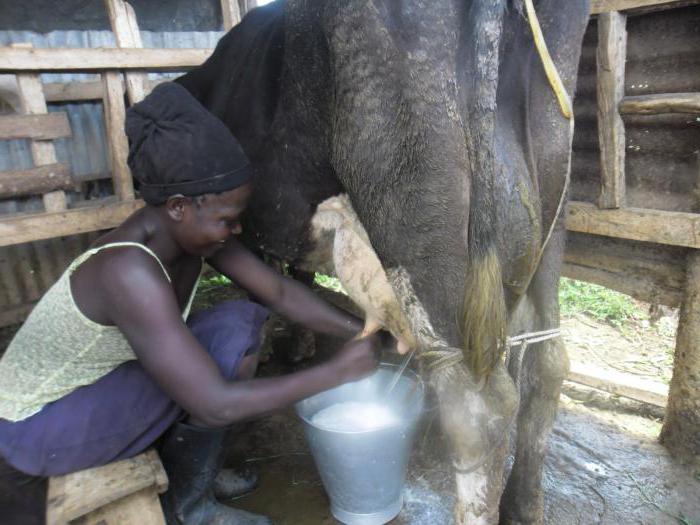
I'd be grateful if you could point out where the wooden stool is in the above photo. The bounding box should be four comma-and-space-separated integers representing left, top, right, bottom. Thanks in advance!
46, 449, 169, 525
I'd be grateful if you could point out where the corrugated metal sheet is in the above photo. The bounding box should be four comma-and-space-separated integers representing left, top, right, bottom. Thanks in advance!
0, 29, 223, 323
571, 5, 700, 212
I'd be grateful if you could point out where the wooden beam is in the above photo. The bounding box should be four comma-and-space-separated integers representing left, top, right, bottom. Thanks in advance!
567, 361, 668, 408
619, 92, 700, 115
0, 47, 212, 72
102, 71, 134, 201
566, 201, 700, 249
590, 0, 694, 13
221, 0, 242, 30
563, 262, 682, 307
43, 78, 167, 103
0, 163, 73, 198
105, 0, 148, 103
0, 199, 144, 247
596, 11, 627, 209
0, 113, 71, 140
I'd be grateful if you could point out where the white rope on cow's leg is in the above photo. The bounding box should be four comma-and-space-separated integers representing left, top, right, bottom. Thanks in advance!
447, 328, 561, 475
505, 328, 561, 394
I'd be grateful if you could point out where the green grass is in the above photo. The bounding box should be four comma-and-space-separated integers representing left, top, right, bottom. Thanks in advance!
313, 272, 346, 294
558, 277, 643, 327
199, 273, 232, 289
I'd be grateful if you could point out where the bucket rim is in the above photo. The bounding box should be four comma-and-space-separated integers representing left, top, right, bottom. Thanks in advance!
295, 362, 425, 435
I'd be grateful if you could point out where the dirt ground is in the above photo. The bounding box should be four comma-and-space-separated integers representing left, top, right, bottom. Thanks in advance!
0, 285, 697, 524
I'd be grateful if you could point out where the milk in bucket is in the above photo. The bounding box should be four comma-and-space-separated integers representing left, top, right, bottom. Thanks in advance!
296, 365, 425, 525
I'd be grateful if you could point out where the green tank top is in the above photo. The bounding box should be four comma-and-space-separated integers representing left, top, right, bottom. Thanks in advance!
0, 242, 199, 422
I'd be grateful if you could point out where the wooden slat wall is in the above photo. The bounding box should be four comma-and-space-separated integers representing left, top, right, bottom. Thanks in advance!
0, 0, 256, 328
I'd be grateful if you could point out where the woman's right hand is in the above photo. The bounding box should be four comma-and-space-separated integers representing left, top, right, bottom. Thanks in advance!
330, 335, 380, 382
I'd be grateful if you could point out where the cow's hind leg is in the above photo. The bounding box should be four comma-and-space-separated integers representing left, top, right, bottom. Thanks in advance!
431, 361, 518, 524
500, 231, 568, 525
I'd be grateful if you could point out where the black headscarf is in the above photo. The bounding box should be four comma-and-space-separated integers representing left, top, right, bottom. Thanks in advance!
125, 82, 252, 205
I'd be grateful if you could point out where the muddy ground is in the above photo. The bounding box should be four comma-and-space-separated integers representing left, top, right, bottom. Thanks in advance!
0, 283, 697, 524
219, 287, 699, 525
222, 319, 699, 525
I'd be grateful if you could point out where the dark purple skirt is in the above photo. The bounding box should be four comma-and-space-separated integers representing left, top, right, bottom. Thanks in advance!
0, 299, 268, 478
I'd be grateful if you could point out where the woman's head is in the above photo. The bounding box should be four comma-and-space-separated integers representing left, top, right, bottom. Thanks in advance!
125, 82, 254, 255
163, 183, 253, 257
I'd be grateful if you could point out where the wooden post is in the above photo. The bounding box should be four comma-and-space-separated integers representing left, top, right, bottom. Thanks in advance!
102, 71, 134, 201
105, 0, 148, 104
596, 11, 627, 209
12, 43, 68, 213
660, 160, 700, 466
221, 0, 242, 30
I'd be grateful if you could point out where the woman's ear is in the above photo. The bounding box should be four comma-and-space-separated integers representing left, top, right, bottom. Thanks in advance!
165, 194, 191, 222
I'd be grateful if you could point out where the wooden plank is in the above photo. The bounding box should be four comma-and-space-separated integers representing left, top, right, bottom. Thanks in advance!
46, 450, 167, 524
563, 261, 682, 307
43, 78, 167, 103
78, 487, 166, 525
102, 71, 134, 201
0, 200, 144, 247
566, 201, 700, 249
567, 361, 668, 408
590, 0, 692, 13
105, 0, 148, 103
619, 93, 700, 115
596, 11, 627, 209
0, 113, 71, 140
562, 261, 681, 306
0, 163, 72, 198
221, 0, 242, 30
44, 79, 107, 102
0, 47, 212, 72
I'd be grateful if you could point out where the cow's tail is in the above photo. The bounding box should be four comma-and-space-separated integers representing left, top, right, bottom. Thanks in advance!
459, 193, 507, 381
456, 0, 508, 381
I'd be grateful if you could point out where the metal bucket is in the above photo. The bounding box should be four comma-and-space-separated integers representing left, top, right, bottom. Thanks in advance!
295, 364, 425, 525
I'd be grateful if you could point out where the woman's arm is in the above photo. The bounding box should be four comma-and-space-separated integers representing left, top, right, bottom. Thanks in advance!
101, 249, 378, 427
207, 238, 363, 339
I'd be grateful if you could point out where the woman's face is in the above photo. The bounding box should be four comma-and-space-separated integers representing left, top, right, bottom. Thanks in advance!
176, 182, 253, 257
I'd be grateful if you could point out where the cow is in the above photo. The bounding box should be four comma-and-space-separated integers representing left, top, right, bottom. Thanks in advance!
177, 0, 590, 522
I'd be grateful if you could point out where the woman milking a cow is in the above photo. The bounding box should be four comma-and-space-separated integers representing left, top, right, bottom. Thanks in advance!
0, 82, 384, 524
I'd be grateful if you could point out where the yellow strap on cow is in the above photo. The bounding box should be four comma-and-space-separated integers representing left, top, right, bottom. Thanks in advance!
524, 0, 573, 119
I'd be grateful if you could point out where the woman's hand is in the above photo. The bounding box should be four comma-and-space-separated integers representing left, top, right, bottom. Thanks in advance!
330, 334, 380, 382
